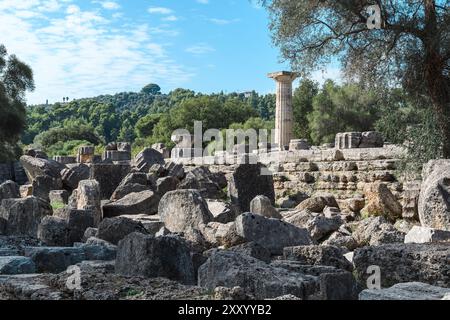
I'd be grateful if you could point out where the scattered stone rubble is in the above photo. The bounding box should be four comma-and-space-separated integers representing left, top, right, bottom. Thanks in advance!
0, 138, 449, 301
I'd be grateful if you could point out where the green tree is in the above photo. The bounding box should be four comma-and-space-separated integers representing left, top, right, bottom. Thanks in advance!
141, 83, 161, 95
0, 44, 34, 161
307, 81, 379, 145
293, 79, 319, 141
262, 0, 450, 157
135, 113, 164, 138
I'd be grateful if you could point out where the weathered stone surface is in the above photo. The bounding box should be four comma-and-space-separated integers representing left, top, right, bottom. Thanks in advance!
352, 217, 405, 246
61, 164, 90, 191
19, 184, 33, 198
24, 244, 116, 273
0, 196, 51, 237
284, 209, 314, 228
76, 180, 101, 226
0, 256, 36, 275
82, 227, 98, 242
321, 231, 357, 251
20, 155, 65, 182
97, 217, 148, 245
64, 209, 95, 244
335, 132, 362, 149
228, 163, 275, 212
0, 180, 20, 202
178, 167, 223, 199
32, 175, 62, 201
353, 243, 450, 288
37, 216, 69, 246
115, 232, 195, 285
156, 176, 179, 196
207, 199, 241, 224
198, 250, 354, 300
134, 148, 165, 173
359, 131, 384, 148
249, 195, 282, 219
110, 172, 150, 201
296, 195, 339, 213
103, 190, 160, 218
49, 190, 69, 206
306, 215, 343, 242
418, 160, 450, 230
283, 245, 352, 271
346, 197, 366, 213
24, 247, 85, 273
359, 282, 450, 300
90, 163, 131, 200
198, 250, 318, 300
159, 190, 214, 237
229, 242, 272, 263
361, 182, 402, 221
405, 226, 450, 244
165, 162, 185, 180
235, 213, 313, 254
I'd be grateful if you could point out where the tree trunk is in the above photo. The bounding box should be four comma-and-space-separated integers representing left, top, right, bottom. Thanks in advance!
423, 0, 450, 158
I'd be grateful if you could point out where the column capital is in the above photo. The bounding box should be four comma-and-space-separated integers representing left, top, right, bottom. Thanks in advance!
267, 71, 298, 82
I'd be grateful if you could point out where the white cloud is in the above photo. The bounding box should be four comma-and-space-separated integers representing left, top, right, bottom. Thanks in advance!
162, 15, 178, 22
208, 18, 239, 25
185, 43, 215, 55
94, 1, 120, 10
148, 7, 173, 15
0, 0, 193, 104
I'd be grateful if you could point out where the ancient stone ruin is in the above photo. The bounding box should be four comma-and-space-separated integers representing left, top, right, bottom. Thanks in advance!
0, 74, 449, 301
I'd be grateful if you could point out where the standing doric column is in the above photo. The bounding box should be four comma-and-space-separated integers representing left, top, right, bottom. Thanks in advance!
268, 71, 298, 150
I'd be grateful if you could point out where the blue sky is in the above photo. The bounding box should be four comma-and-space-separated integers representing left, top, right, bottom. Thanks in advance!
0, 0, 340, 105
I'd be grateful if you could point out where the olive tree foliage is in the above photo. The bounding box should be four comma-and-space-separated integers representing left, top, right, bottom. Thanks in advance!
0, 44, 34, 161
260, 0, 450, 157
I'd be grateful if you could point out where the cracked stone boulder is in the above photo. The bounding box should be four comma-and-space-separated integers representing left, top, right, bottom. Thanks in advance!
61, 164, 90, 191
234, 213, 313, 255
0, 256, 36, 275
156, 176, 179, 197
90, 163, 131, 200
110, 172, 151, 201
418, 160, 450, 230
359, 282, 450, 300
198, 250, 357, 300
37, 216, 69, 246
77, 180, 101, 226
296, 195, 339, 213
249, 195, 281, 219
178, 166, 224, 199
228, 163, 275, 212
352, 216, 405, 247
306, 215, 343, 242
115, 232, 195, 285
361, 182, 402, 221
32, 175, 62, 201
97, 217, 148, 245
20, 155, 65, 182
103, 190, 160, 218
134, 148, 165, 173
198, 250, 319, 299
353, 243, 450, 288
159, 190, 214, 241
283, 245, 353, 271
0, 196, 51, 237
0, 180, 20, 202
63, 209, 95, 244
24, 243, 116, 273
404, 226, 450, 244
206, 199, 241, 224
